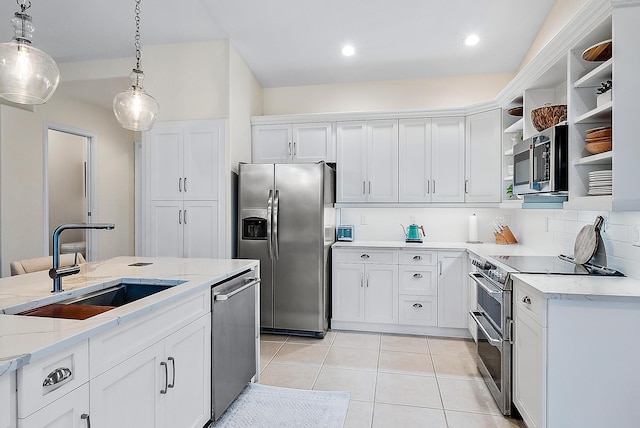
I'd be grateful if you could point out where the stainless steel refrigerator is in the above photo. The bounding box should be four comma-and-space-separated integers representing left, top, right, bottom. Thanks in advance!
237, 162, 335, 338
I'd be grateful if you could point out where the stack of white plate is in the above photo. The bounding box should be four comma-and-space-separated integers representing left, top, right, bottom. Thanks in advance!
588, 170, 612, 195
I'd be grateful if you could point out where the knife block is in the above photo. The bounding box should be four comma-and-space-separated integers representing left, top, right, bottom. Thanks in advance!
495, 226, 518, 245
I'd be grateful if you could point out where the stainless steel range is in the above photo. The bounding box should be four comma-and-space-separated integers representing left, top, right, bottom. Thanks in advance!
468, 254, 623, 416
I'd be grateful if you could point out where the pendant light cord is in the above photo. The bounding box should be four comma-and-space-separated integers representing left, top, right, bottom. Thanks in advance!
134, 0, 141, 72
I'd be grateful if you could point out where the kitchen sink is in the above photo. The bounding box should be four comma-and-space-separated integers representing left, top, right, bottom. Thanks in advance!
13, 280, 186, 320
65, 283, 176, 307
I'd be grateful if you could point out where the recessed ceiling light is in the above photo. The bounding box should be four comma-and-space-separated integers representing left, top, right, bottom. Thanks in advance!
341, 45, 355, 57
464, 34, 480, 47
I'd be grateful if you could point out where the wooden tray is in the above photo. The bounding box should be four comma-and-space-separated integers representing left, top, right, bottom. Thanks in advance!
507, 106, 523, 117
18, 303, 116, 320
582, 39, 612, 62
585, 141, 612, 154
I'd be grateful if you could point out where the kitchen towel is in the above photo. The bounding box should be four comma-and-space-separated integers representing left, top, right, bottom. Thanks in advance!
468, 214, 479, 243
214, 383, 350, 427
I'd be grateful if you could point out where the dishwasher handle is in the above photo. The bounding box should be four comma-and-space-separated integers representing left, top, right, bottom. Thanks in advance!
214, 278, 260, 301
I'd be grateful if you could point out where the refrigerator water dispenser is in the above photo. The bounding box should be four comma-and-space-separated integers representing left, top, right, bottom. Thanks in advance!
242, 217, 267, 240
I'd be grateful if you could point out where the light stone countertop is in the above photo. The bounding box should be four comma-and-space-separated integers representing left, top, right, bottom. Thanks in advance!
0, 256, 259, 376
333, 240, 640, 301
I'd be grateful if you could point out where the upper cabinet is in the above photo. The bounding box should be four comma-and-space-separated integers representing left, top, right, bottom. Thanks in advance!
337, 120, 399, 203
399, 117, 465, 203
252, 123, 335, 164
465, 110, 502, 203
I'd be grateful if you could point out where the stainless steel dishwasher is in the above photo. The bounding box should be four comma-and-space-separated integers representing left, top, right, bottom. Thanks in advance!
211, 269, 259, 422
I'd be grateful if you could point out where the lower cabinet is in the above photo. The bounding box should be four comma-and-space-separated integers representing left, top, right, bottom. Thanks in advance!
513, 277, 640, 428
19, 385, 89, 428
332, 251, 398, 324
437, 250, 467, 329
90, 315, 211, 428
332, 247, 467, 334
1, 373, 16, 428
14, 291, 212, 428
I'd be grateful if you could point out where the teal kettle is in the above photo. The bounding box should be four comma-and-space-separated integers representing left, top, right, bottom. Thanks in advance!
401, 224, 424, 242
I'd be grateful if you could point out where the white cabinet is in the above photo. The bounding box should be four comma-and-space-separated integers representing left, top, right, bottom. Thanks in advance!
252, 123, 335, 163
337, 120, 398, 203
398, 118, 465, 203
143, 120, 225, 258
465, 109, 502, 203
431, 117, 465, 202
1, 373, 16, 428
90, 315, 211, 428
332, 249, 398, 324
332, 246, 469, 335
148, 200, 219, 258
437, 251, 468, 328
398, 119, 432, 202
19, 384, 89, 428
398, 249, 438, 326
512, 277, 640, 428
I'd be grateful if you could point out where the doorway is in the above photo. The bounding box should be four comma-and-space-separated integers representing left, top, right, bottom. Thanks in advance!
44, 124, 98, 261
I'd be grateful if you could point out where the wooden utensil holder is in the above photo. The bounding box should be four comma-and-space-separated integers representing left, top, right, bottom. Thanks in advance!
495, 226, 518, 245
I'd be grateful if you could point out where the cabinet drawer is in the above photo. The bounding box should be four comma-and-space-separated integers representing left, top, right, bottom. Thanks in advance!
399, 295, 437, 326
333, 248, 398, 264
514, 279, 546, 327
17, 340, 89, 419
18, 383, 89, 427
90, 288, 209, 377
399, 249, 437, 265
399, 266, 437, 296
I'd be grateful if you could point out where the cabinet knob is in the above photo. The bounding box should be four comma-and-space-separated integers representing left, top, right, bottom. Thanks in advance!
522, 296, 532, 305
413, 303, 423, 309
413, 255, 422, 261
361, 254, 370, 259
81, 414, 91, 428
413, 273, 423, 278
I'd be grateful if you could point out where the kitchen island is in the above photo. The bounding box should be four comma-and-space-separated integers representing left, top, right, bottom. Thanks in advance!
0, 256, 259, 428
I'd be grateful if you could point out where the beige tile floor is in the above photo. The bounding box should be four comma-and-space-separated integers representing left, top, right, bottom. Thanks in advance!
258, 330, 524, 428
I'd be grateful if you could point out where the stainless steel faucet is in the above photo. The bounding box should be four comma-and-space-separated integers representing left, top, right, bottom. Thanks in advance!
50, 223, 115, 293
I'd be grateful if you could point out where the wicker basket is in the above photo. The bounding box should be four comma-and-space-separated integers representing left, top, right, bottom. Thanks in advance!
531, 105, 567, 132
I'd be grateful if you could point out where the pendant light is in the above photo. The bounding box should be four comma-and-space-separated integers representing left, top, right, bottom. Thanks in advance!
113, 0, 159, 132
0, 0, 60, 105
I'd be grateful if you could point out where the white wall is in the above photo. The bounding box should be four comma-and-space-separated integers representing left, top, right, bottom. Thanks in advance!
0, 92, 134, 277
519, 0, 589, 70
262, 73, 514, 115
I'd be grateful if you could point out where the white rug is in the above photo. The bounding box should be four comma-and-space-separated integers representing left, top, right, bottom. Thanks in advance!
214, 383, 350, 428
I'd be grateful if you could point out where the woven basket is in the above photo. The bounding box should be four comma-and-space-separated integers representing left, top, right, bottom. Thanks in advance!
531, 105, 567, 132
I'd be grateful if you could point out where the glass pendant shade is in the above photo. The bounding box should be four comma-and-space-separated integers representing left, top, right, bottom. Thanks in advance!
113, 69, 159, 131
0, 11, 59, 105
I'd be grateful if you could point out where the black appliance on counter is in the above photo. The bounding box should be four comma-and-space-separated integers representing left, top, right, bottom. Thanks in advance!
468, 254, 623, 416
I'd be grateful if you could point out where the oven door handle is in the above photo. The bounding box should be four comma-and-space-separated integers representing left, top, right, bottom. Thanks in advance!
468, 272, 503, 302
469, 310, 503, 347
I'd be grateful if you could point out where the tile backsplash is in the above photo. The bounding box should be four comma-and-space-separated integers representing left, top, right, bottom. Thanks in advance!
338, 207, 640, 279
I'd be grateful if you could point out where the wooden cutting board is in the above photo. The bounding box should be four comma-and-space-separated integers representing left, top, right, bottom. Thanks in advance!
573, 216, 604, 264
582, 40, 612, 62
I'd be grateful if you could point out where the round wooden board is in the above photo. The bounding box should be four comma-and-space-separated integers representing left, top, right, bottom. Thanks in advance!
574, 225, 598, 264
582, 39, 612, 62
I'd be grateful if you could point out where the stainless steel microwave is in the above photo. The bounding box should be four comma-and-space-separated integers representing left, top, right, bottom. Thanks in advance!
513, 124, 568, 195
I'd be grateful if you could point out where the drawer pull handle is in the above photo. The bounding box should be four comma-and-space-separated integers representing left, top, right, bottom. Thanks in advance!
413, 303, 423, 309
522, 296, 532, 305
413, 273, 423, 278
43, 367, 73, 393
361, 254, 370, 259
81, 414, 91, 428
413, 255, 422, 261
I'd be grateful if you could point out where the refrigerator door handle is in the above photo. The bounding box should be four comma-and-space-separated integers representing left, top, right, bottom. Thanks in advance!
267, 189, 274, 259
273, 189, 280, 260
